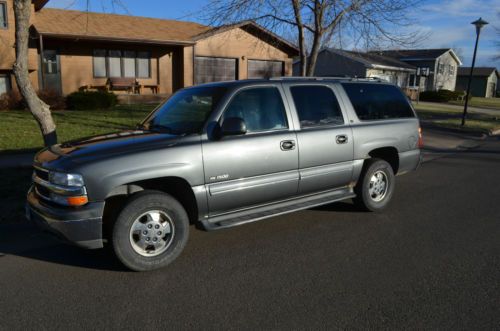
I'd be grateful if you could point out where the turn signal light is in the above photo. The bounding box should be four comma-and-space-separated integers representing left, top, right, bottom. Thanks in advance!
66, 196, 89, 206
418, 127, 424, 148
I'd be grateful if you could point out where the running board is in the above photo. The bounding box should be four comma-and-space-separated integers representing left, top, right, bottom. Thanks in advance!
201, 187, 355, 231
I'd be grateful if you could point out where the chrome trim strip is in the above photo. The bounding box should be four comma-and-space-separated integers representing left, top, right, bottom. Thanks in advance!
32, 174, 87, 196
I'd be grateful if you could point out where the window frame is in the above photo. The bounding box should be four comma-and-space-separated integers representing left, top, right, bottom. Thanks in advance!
0, 73, 11, 95
0, 1, 8, 30
288, 84, 346, 130
136, 51, 152, 79
219, 85, 290, 135
92, 49, 152, 79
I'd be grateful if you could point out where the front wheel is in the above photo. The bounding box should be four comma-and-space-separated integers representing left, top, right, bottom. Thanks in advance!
353, 159, 395, 212
111, 191, 189, 271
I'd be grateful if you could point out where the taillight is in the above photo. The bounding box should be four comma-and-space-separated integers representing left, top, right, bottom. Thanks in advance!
418, 127, 424, 148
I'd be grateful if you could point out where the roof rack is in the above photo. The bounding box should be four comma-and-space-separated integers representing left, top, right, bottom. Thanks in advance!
268, 76, 384, 82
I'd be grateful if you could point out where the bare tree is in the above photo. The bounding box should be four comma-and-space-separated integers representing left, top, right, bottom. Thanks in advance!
13, 0, 56, 146
11, 0, 128, 147
200, 0, 424, 76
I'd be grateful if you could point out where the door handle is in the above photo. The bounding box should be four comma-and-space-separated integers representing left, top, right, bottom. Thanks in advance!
336, 135, 348, 144
280, 140, 296, 151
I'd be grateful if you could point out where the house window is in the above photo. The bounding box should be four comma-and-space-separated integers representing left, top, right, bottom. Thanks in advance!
0, 74, 11, 95
438, 63, 444, 74
93, 49, 107, 77
137, 51, 151, 78
448, 65, 455, 76
93, 50, 151, 78
0, 2, 7, 29
123, 51, 136, 78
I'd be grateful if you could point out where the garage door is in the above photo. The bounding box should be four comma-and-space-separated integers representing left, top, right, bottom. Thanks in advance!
248, 60, 284, 79
195, 57, 237, 84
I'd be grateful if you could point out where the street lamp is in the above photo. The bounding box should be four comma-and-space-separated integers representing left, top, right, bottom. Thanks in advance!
461, 17, 488, 127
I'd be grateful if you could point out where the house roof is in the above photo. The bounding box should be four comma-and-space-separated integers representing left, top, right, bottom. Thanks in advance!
457, 67, 499, 77
32, 9, 298, 55
193, 21, 299, 55
323, 49, 416, 71
33, 8, 211, 45
370, 48, 462, 65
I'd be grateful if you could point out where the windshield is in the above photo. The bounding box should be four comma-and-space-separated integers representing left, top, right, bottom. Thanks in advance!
142, 86, 227, 135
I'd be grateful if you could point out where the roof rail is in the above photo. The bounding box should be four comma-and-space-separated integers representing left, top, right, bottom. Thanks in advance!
269, 76, 384, 82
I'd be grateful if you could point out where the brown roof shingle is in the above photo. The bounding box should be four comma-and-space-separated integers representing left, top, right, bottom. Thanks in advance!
34, 8, 211, 45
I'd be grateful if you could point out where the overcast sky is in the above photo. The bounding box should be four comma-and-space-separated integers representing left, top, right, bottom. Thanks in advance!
47, 0, 499, 68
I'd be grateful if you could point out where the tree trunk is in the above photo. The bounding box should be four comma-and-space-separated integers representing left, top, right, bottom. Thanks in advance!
12, 0, 57, 146
306, 30, 322, 76
292, 0, 306, 76
306, 0, 323, 76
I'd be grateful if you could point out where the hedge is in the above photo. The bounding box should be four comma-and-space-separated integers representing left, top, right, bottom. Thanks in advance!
66, 91, 117, 110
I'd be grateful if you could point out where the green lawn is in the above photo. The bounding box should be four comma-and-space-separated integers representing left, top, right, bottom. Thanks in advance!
414, 103, 500, 134
449, 97, 500, 110
0, 104, 157, 153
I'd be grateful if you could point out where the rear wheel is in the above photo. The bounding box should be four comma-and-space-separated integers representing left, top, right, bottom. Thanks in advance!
111, 191, 189, 271
353, 159, 395, 212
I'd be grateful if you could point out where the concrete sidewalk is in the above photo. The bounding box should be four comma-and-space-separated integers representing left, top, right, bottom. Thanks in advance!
417, 101, 500, 116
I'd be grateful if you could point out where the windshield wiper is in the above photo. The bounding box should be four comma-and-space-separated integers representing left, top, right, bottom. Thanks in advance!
147, 124, 188, 136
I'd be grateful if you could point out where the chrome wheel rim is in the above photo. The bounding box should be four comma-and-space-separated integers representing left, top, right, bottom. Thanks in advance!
369, 170, 388, 202
129, 210, 175, 257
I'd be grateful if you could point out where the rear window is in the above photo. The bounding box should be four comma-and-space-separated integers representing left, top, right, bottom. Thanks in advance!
290, 85, 344, 128
342, 83, 415, 120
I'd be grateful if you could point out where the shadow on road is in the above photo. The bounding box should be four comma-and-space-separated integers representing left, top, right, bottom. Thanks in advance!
0, 223, 128, 272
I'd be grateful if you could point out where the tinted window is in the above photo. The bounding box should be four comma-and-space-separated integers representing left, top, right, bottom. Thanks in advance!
342, 83, 415, 120
290, 86, 344, 128
144, 87, 227, 135
223, 87, 287, 133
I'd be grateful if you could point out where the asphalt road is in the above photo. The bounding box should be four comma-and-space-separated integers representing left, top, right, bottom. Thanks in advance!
1, 136, 499, 330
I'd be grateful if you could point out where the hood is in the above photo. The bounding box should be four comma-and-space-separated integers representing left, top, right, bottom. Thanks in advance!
35, 130, 180, 169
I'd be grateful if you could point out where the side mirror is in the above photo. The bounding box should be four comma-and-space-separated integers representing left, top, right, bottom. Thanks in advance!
221, 117, 247, 136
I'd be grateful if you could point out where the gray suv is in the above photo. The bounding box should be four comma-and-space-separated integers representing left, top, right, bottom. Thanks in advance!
26, 78, 422, 271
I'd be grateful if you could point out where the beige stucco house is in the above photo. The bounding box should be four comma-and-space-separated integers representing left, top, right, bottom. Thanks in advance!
0, 0, 298, 97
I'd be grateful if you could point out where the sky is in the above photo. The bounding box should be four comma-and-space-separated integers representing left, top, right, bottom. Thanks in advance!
47, 0, 499, 68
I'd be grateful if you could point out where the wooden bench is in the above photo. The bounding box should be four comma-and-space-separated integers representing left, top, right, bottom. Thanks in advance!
107, 77, 139, 94
141, 84, 159, 94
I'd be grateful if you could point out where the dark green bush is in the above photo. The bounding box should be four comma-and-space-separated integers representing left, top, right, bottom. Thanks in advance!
66, 91, 117, 110
420, 89, 465, 102
38, 89, 66, 110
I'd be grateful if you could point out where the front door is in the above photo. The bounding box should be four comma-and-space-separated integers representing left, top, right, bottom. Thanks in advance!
284, 84, 354, 195
202, 86, 299, 216
41, 50, 62, 94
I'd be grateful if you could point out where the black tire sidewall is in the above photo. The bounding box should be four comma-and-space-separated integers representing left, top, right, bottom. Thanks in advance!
357, 159, 395, 211
112, 191, 189, 271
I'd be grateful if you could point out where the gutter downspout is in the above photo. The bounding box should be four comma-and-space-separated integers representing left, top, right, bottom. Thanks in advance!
39, 33, 45, 90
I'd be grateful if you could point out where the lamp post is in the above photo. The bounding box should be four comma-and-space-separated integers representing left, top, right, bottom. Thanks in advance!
461, 17, 488, 127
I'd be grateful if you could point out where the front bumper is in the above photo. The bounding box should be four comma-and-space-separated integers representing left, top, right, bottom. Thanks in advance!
26, 187, 105, 249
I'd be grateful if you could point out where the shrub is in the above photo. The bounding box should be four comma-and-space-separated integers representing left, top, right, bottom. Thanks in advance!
0, 90, 24, 111
420, 89, 466, 102
66, 91, 117, 110
38, 89, 66, 110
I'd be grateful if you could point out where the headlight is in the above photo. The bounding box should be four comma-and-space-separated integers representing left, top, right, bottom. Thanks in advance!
49, 171, 84, 187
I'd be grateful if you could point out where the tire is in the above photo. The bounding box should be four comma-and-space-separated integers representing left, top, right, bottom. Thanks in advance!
111, 191, 189, 271
353, 159, 395, 212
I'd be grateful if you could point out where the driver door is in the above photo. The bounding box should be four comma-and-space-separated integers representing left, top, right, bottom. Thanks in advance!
202, 86, 299, 216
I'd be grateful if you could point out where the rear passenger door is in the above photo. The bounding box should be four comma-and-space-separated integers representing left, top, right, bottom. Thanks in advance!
285, 84, 354, 195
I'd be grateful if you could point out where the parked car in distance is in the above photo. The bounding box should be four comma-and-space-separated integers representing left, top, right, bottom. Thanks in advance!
26, 77, 423, 271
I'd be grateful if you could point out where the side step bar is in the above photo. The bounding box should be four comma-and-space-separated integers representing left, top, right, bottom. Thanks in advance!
201, 187, 355, 231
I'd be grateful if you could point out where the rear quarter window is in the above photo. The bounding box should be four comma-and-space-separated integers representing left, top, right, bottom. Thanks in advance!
342, 83, 415, 120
